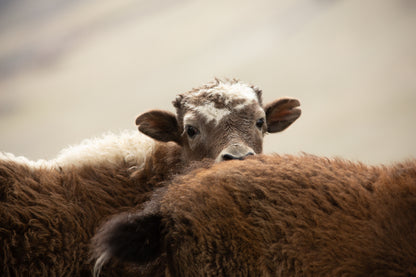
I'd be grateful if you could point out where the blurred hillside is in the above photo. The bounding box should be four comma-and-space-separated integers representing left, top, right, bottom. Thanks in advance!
0, 0, 415, 164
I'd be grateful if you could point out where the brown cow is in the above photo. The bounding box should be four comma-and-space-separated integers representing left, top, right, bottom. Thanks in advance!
93, 154, 416, 276
0, 79, 301, 276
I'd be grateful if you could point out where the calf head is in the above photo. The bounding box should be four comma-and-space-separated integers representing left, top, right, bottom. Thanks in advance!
136, 79, 301, 162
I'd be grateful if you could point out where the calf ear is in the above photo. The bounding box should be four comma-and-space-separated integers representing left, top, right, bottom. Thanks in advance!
136, 110, 181, 144
92, 211, 164, 273
264, 98, 301, 133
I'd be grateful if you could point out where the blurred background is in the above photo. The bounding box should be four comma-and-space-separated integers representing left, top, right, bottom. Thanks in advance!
0, 0, 415, 164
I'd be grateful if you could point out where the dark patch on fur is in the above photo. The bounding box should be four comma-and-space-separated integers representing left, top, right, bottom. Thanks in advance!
94, 212, 163, 263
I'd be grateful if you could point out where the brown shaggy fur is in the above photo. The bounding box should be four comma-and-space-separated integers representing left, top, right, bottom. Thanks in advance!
0, 142, 183, 276
93, 154, 416, 276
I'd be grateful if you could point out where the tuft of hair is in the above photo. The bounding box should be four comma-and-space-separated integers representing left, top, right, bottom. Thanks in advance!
55, 130, 155, 169
0, 152, 51, 169
1, 130, 156, 172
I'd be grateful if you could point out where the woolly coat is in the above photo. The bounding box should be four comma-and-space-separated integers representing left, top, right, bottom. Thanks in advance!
93, 154, 416, 276
0, 131, 181, 276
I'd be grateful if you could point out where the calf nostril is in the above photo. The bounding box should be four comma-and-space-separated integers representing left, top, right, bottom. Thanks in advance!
222, 154, 236, 161
222, 152, 255, 161
238, 152, 254, 160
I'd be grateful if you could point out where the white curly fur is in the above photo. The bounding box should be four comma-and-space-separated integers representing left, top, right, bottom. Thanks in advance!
0, 130, 155, 171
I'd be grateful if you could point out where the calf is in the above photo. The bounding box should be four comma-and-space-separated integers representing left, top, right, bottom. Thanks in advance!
137, 78, 301, 162
93, 154, 416, 276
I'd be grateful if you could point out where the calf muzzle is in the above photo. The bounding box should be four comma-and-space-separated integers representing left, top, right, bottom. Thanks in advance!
217, 144, 255, 162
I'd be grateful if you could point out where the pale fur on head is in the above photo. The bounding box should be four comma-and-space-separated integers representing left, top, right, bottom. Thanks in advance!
176, 78, 262, 126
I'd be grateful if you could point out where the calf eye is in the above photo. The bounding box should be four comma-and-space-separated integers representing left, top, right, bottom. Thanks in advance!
256, 118, 265, 129
186, 125, 199, 138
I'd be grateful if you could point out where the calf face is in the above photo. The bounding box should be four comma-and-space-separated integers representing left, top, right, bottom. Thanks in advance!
136, 79, 301, 162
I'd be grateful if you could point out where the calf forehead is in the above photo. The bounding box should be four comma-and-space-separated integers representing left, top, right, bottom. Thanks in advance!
177, 80, 262, 125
